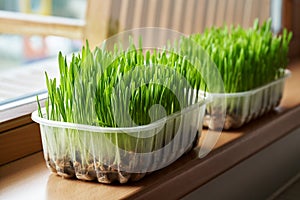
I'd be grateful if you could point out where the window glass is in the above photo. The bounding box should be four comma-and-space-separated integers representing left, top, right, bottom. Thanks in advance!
0, 34, 81, 108
0, 0, 86, 109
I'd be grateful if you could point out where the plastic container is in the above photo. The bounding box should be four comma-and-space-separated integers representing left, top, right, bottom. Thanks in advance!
203, 70, 291, 130
31, 102, 205, 184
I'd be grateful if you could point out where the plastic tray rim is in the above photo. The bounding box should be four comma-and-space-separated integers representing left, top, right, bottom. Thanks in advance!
202, 69, 291, 98
31, 101, 206, 133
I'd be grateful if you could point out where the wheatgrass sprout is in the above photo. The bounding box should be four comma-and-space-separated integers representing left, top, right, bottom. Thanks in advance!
190, 19, 292, 93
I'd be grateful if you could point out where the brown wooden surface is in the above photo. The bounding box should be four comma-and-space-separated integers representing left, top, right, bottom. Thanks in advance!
283, 0, 300, 59
0, 60, 300, 199
83, 0, 111, 49
0, 123, 42, 165
0, 100, 46, 165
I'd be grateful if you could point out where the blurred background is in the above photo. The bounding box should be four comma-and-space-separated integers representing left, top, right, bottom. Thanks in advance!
0, 0, 86, 72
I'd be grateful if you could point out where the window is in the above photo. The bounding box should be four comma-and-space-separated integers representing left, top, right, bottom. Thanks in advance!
0, 0, 116, 119
0, 0, 86, 113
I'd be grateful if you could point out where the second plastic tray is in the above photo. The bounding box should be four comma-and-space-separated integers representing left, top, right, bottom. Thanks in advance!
203, 70, 291, 130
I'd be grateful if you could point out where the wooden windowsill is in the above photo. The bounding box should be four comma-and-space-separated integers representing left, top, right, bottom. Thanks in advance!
1, 60, 300, 199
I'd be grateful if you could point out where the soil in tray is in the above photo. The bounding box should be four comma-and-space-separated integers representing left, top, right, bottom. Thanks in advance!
45, 153, 147, 184
44, 131, 200, 184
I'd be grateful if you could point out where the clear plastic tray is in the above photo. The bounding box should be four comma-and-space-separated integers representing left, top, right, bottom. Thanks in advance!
203, 70, 291, 130
31, 102, 205, 184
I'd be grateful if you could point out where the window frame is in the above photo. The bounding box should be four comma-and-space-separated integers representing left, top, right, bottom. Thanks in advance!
0, 11, 85, 39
